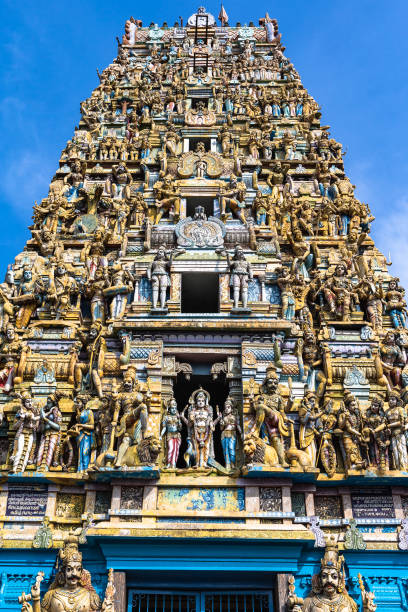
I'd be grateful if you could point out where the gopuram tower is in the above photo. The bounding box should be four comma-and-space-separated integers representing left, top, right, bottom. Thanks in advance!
0, 7, 406, 612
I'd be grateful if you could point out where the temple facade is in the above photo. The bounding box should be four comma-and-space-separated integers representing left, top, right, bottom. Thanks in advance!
1, 7, 407, 611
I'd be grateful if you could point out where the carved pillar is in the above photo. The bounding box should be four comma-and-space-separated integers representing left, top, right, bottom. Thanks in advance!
274, 573, 290, 612
113, 571, 127, 612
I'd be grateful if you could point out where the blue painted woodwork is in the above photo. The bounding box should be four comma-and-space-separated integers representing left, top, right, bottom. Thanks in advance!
1, 538, 407, 610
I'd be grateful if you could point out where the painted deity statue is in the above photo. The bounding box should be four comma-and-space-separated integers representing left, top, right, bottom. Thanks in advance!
160, 396, 182, 468
385, 277, 407, 329
36, 393, 62, 471
216, 396, 243, 470
298, 391, 322, 467
217, 245, 253, 310
74, 322, 106, 399
10, 391, 40, 473
147, 247, 184, 311
22, 536, 103, 611
114, 368, 149, 467
323, 262, 357, 322
182, 388, 216, 469
337, 391, 366, 472
287, 538, 375, 611
67, 394, 96, 473
363, 395, 389, 472
249, 366, 290, 467
385, 390, 408, 470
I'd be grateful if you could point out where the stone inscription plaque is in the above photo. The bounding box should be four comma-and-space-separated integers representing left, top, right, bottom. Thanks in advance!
351, 487, 395, 519
6, 485, 48, 517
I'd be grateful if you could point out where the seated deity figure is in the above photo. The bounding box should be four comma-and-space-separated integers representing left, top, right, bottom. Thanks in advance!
286, 537, 376, 611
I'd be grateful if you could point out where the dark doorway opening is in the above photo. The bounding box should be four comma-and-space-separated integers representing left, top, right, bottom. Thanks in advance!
186, 196, 214, 218
189, 136, 211, 151
173, 373, 230, 468
181, 273, 219, 313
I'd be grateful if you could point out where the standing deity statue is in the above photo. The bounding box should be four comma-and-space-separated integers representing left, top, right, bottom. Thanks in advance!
74, 322, 106, 399
337, 391, 366, 472
216, 245, 253, 310
48, 262, 78, 318
10, 391, 40, 473
147, 247, 184, 311
104, 262, 134, 320
0, 265, 16, 332
385, 390, 408, 470
153, 174, 181, 223
380, 330, 405, 391
355, 273, 384, 334
67, 394, 96, 473
323, 262, 357, 322
385, 277, 407, 329
287, 538, 375, 611
317, 397, 338, 477
160, 396, 182, 468
363, 394, 390, 471
36, 393, 62, 471
216, 396, 243, 470
218, 175, 247, 224
249, 366, 290, 467
114, 368, 150, 467
298, 391, 322, 467
13, 267, 45, 330
276, 266, 295, 320
182, 388, 216, 469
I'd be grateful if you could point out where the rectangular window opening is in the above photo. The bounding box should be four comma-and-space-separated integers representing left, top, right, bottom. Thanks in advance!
181, 272, 219, 313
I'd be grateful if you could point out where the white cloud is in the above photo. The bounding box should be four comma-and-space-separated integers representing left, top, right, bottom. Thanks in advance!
3, 151, 53, 218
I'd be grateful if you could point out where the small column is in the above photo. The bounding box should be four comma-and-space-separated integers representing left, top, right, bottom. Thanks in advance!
274, 574, 290, 612
46, 485, 59, 518
245, 485, 260, 525
133, 276, 140, 303
305, 491, 315, 517
210, 137, 217, 152
282, 485, 292, 525
339, 487, 353, 519
183, 138, 190, 152
142, 485, 158, 525
113, 571, 127, 612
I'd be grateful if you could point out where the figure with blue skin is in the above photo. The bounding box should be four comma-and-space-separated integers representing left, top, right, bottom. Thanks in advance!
385, 278, 407, 329
63, 159, 85, 202
69, 395, 96, 472
216, 397, 243, 470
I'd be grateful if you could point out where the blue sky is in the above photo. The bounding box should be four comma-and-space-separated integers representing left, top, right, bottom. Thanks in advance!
1, 1, 408, 283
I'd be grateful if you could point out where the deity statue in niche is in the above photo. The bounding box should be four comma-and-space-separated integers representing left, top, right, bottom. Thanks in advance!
10, 391, 40, 473
160, 396, 182, 468
216, 245, 253, 310
182, 388, 218, 469
216, 396, 243, 470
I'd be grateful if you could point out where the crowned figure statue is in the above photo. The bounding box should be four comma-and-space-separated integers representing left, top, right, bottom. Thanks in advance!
19, 535, 114, 611
286, 537, 376, 611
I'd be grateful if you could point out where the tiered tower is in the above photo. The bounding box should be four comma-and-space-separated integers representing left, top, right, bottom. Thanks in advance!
1, 7, 407, 612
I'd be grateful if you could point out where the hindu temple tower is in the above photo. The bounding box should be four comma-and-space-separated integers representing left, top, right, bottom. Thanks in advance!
0, 7, 407, 612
